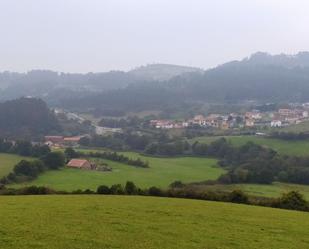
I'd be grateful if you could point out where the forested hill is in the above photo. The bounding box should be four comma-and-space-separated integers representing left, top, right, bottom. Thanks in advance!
167, 53, 309, 103
0, 64, 201, 103
2, 52, 309, 114
62, 52, 309, 113
0, 98, 60, 138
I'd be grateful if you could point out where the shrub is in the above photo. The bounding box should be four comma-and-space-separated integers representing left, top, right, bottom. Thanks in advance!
110, 184, 124, 195
42, 151, 65, 169
275, 191, 309, 211
18, 186, 54, 195
125, 181, 138, 195
148, 186, 164, 196
228, 190, 249, 204
97, 185, 111, 194
169, 181, 185, 188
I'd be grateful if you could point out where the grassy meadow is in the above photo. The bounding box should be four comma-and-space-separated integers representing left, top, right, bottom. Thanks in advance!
11, 152, 224, 191
191, 135, 309, 156
197, 182, 309, 200
1, 195, 309, 249
0, 153, 32, 178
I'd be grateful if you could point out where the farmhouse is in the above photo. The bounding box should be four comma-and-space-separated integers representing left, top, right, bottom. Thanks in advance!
44, 136, 64, 144
63, 136, 82, 146
67, 159, 93, 170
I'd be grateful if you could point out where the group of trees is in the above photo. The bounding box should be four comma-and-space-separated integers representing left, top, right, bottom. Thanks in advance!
0, 98, 61, 139
192, 138, 309, 185
1, 181, 308, 212
65, 148, 149, 168
80, 132, 164, 151
144, 140, 190, 156
0, 151, 65, 184
0, 139, 51, 157
79, 131, 193, 156
98, 116, 146, 129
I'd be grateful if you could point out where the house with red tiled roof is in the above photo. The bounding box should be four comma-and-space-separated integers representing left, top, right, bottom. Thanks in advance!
67, 159, 92, 170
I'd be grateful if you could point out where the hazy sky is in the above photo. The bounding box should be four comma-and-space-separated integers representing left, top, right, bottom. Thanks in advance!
1, 0, 309, 73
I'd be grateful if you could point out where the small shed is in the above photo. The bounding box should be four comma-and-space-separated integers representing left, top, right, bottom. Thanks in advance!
67, 159, 92, 170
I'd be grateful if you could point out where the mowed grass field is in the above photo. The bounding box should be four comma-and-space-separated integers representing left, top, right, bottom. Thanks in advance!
0, 153, 32, 178
191, 135, 309, 156
11, 152, 224, 191
1, 195, 309, 249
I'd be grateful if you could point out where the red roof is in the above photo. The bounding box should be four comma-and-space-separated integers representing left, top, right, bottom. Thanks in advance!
64, 136, 81, 142
67, 159, 89, 168
45, 136, 64, 143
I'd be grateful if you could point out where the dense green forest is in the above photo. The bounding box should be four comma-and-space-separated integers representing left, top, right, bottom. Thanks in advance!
0, 98, 60, 138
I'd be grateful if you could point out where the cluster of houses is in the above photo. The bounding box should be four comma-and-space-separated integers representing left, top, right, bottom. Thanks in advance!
44, 135, 85, 148
150, 108, 309, 130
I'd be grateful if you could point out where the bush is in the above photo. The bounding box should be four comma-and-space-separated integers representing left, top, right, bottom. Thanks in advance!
228, 190, 249, 204
125, 181, 138, 195
18, 186, 55, 195
275, 191, 309, 211
13, 160, 44, 178
42, 151, 65, 169
169, 181, 185, 188
148, 186, 164, 196
110, 184, 124, 195
65, 147, 80, 160
97, 185, 111, 194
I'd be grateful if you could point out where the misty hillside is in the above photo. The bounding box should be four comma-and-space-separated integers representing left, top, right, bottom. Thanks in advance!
129, 64, 203, 81
61, 52, 309, 115
0, 64, 202, 103
2, 52, 309, 113
0, 70, 139, 103
242, 51, 309, 68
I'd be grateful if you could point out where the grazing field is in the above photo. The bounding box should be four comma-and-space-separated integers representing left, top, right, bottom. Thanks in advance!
191, 135, 309, 156
0, 153, 32, 178
1, 195, 309, 249
11, 152, 224, 191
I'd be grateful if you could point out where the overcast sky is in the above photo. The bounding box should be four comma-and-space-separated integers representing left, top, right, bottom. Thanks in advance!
1, 0, 309, 73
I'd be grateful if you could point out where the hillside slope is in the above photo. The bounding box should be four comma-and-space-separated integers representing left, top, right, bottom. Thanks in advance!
1, 195, 309, 249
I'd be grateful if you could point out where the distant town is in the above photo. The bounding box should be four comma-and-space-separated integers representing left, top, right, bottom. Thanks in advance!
150, 105, 309, 130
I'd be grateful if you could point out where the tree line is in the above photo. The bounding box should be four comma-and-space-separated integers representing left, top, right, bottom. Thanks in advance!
0, 139, 51, 157
1, 181, 308, 212
65, 148, 149, 168
0, 151, 65, 185
192, 138, 309, 185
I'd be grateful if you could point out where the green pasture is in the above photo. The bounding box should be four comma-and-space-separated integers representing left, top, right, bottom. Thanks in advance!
191, 135, 309, 156
0, 153, 32, 178
1, 195, 309, 249
11, 152, 224, 191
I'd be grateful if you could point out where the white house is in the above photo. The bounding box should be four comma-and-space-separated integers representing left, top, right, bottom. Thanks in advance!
271, 120, 282, 127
